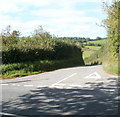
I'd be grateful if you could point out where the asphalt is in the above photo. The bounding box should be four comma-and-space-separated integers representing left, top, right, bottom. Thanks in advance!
0, 65, 119, 116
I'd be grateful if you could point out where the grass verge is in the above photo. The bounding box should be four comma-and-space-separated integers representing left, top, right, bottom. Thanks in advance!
1, 57, 84, 79
103, 61, 119, 76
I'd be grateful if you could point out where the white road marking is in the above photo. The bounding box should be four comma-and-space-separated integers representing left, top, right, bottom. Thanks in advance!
12, 84, 16, 86
0, 112, 18, 117
69, 84, 81, 87
85, 72, 101, 79
65, 87, 73, 89
51, 73, 77, 86
1, 84, 8, 86
50, 84, 83, 89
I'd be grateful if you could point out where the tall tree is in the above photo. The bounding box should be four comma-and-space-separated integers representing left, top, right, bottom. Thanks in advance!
1, 26, 20, 45
103, 0, 120, 61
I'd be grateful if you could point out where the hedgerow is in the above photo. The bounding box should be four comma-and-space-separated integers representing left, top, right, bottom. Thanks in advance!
2, 26, 84, 65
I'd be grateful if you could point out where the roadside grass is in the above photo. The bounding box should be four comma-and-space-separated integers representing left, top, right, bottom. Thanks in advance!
83, 43, 119, 76
1, 57, 84, 79
103, 61, 119, 76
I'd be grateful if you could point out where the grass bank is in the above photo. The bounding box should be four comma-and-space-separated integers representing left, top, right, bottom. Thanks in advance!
103, 61, 119, 76
1, 57, 84, 79
83, 44, 119, 76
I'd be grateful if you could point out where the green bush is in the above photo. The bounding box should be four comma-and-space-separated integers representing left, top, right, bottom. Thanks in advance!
2, 35, 84, 64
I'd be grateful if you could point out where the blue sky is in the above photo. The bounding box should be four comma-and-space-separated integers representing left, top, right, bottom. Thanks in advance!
0, 0, 111, 38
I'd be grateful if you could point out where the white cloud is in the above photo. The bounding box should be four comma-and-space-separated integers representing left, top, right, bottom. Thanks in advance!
0, 0, 50, 13
0, 0, 22, 13
31, 9, 85, 19
0, 0, 102, 13
0, 0, 107, 38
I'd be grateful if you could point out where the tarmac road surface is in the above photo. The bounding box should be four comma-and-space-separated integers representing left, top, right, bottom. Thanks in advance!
0, 65, 119, 116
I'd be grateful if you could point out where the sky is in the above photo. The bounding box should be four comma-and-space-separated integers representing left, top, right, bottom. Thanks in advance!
0, 0, 112, 38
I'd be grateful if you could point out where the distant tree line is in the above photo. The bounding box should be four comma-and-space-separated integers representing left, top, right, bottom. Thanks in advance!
57, 37, 106, 43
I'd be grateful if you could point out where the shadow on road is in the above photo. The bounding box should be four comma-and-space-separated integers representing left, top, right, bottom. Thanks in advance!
2, 82, 119, 116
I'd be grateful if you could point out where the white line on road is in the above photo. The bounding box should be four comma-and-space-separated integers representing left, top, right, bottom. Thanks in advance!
69, 84, 81, 87
12, 84, 16, 86
51, 73, 77, 86
85, 72, 101, 79
0, 112, 20, 117
1, 84, 8, 86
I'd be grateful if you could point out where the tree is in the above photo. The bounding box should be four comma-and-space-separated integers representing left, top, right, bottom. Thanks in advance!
103, 0, 119, 61
96, 37, 102, 40
11, 30, 20, 39
1, 26, 20, 45
33, 25, 52, 39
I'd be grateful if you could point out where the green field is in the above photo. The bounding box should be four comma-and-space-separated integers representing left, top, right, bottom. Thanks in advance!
82, 39, 106, 60
83, 50, 94, 59
85, 46, 101, 51
87, 39, 106, 45
83, 45, 101, 59
83, 39, 106, 45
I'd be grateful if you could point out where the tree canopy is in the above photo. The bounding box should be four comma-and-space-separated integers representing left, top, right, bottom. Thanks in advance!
103, 0, 119, 61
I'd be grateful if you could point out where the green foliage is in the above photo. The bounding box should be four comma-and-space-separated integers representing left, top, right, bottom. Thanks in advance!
84, 40, 119, 75
84, 46, 105, 65
1, 26, 20, 45
59, 37, 106, 43
2, 26, 84, 65
83, 50, 94, 59
82, 40, 103, 62
103, 61, 120, 75
103, 1, 119, 60
1, 26, 84, 78
99, 1, 119, 75
1, 57, 84, 78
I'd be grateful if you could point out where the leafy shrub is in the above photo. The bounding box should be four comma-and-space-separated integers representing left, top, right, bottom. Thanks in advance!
2, 34, 84, 64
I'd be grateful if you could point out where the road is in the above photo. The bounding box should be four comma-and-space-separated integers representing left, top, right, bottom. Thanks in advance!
0, 65, 119, 116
